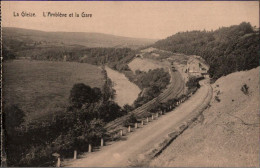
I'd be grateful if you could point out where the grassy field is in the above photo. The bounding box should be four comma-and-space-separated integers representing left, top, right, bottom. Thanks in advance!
3, 60, 104, 122
128, 58, 165, 73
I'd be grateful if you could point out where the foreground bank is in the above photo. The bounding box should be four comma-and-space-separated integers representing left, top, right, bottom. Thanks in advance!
151, 67, 259, 167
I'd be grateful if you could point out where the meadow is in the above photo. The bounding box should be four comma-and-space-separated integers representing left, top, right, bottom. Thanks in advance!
3, 60, 104, 122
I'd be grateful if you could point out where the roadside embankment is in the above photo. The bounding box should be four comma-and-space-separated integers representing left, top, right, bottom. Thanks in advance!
129, 79, 212, 166
150, 67, 259, 167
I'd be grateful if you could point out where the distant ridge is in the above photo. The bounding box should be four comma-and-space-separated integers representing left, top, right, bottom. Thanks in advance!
2, 27, 157, 49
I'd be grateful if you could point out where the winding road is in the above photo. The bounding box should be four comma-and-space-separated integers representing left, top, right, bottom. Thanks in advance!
64, 78, 212, 167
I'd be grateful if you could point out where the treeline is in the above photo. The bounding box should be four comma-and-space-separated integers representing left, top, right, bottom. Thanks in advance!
4, 43, 136, 68
2, 46, 17, 60
4, 44, 137, 74
4, 67, 127, 166
153, 22, 259, 80
131, 68, 170, 107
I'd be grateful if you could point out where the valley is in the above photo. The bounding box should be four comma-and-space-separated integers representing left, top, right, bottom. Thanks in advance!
2, 22, 259, 167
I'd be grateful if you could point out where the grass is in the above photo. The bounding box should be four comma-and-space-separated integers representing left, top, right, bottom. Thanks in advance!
3, 60, 104, 122
128, 58, 164, 73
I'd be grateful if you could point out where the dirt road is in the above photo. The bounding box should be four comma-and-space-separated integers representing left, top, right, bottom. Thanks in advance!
65, 79, 212, 167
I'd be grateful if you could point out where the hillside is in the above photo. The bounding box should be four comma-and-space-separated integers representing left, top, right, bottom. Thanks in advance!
3, 60, 104, 121
153, 22, 259, 80
151, 67, 259, 167
2, 27, 156, 50
128, 58, 164, 73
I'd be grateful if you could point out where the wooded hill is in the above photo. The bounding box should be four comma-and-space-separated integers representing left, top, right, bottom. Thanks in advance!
153, 22, 259, 80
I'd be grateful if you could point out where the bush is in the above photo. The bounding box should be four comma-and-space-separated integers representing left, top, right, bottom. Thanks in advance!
124, 113, 138, 127
123, 104, 134, 113
215, 96, 221, 102
98, 101, 126, 122
241, 84, 249, 95
4, 104, 25, 131
69, 83, 101, 109
3, 104, 26, 166
186, 77, 203, 90
19, 144, 54, 166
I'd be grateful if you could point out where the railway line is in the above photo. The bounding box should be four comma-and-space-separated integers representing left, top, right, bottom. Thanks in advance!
105, 65, 185, 132
65, 77, 212, 167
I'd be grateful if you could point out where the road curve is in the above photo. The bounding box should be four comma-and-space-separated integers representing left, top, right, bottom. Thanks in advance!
65, 79, 212, 167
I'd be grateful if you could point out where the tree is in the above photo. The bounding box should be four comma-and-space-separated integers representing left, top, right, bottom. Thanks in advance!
83, 119, 106, 144
186, 77, 201, 90
92, 87, 102, 102
99, 101, 124, 122
69, 83, 101, 109
123, 113, 138, 127
123, 104, 134, 113
4, 104, 25, 132
3, 104, 25, 166
3, 46, 16, 60
101, 67, 115, 102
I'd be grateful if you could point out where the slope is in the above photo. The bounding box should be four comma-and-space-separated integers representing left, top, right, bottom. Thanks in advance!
153, 22, 259, 80
151, 67, 259, 167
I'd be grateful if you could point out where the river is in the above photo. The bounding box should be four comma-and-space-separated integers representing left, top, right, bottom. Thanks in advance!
105, 66, 141, 107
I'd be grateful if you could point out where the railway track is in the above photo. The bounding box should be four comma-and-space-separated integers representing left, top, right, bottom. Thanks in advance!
105, 66, 185, 132
65, 78, 212, 167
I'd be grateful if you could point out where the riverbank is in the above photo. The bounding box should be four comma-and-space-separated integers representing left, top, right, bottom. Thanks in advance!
105, 66, 141, 107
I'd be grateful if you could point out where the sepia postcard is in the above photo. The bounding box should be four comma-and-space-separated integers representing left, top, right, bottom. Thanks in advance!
1, 1, 259, 167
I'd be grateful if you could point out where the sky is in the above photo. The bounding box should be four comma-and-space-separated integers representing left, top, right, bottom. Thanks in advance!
2, 1, 259, 39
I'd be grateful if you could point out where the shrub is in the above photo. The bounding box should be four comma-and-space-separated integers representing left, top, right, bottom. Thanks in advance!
69, 83, 101, 109
123, 104, 134, 113
186, 76, 202, 90
215, 96, 221, 102
241, 84, 249, 95
124, 113, 138, 127
4, 104, 25, 131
